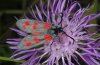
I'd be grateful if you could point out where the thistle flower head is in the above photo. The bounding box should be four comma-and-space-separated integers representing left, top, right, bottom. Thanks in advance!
7, 0, 100, 65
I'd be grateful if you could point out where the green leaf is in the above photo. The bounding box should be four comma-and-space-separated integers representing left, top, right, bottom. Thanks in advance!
91, 34, 100, 38
0, 56, 24, 63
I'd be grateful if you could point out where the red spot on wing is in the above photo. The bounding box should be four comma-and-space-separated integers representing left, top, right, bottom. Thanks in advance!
23, 39, 27, 44
25, 21, 30, 25
22, 21, 30, 29
32, 32, 41, 35
43, 34, 53, 43
33, 36, 40, 44
32, 22, 38, 30
43, 23, 51, 29
26, 42, 32, 46
23, 39, 32, 47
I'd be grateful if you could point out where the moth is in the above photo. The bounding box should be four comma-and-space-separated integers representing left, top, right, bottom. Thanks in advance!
16, 14, 74, 50
16, 19, 58, 49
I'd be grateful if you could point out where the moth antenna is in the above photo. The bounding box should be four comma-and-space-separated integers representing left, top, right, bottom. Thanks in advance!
58, 13, 63, 28
62, 25, 68, 29
62, 31, 75, 44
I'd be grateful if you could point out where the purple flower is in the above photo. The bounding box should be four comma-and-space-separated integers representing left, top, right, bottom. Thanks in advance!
7, 0, 100, 65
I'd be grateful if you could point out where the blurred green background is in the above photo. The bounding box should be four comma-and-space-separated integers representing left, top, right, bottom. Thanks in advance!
0, 0, 100, 65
